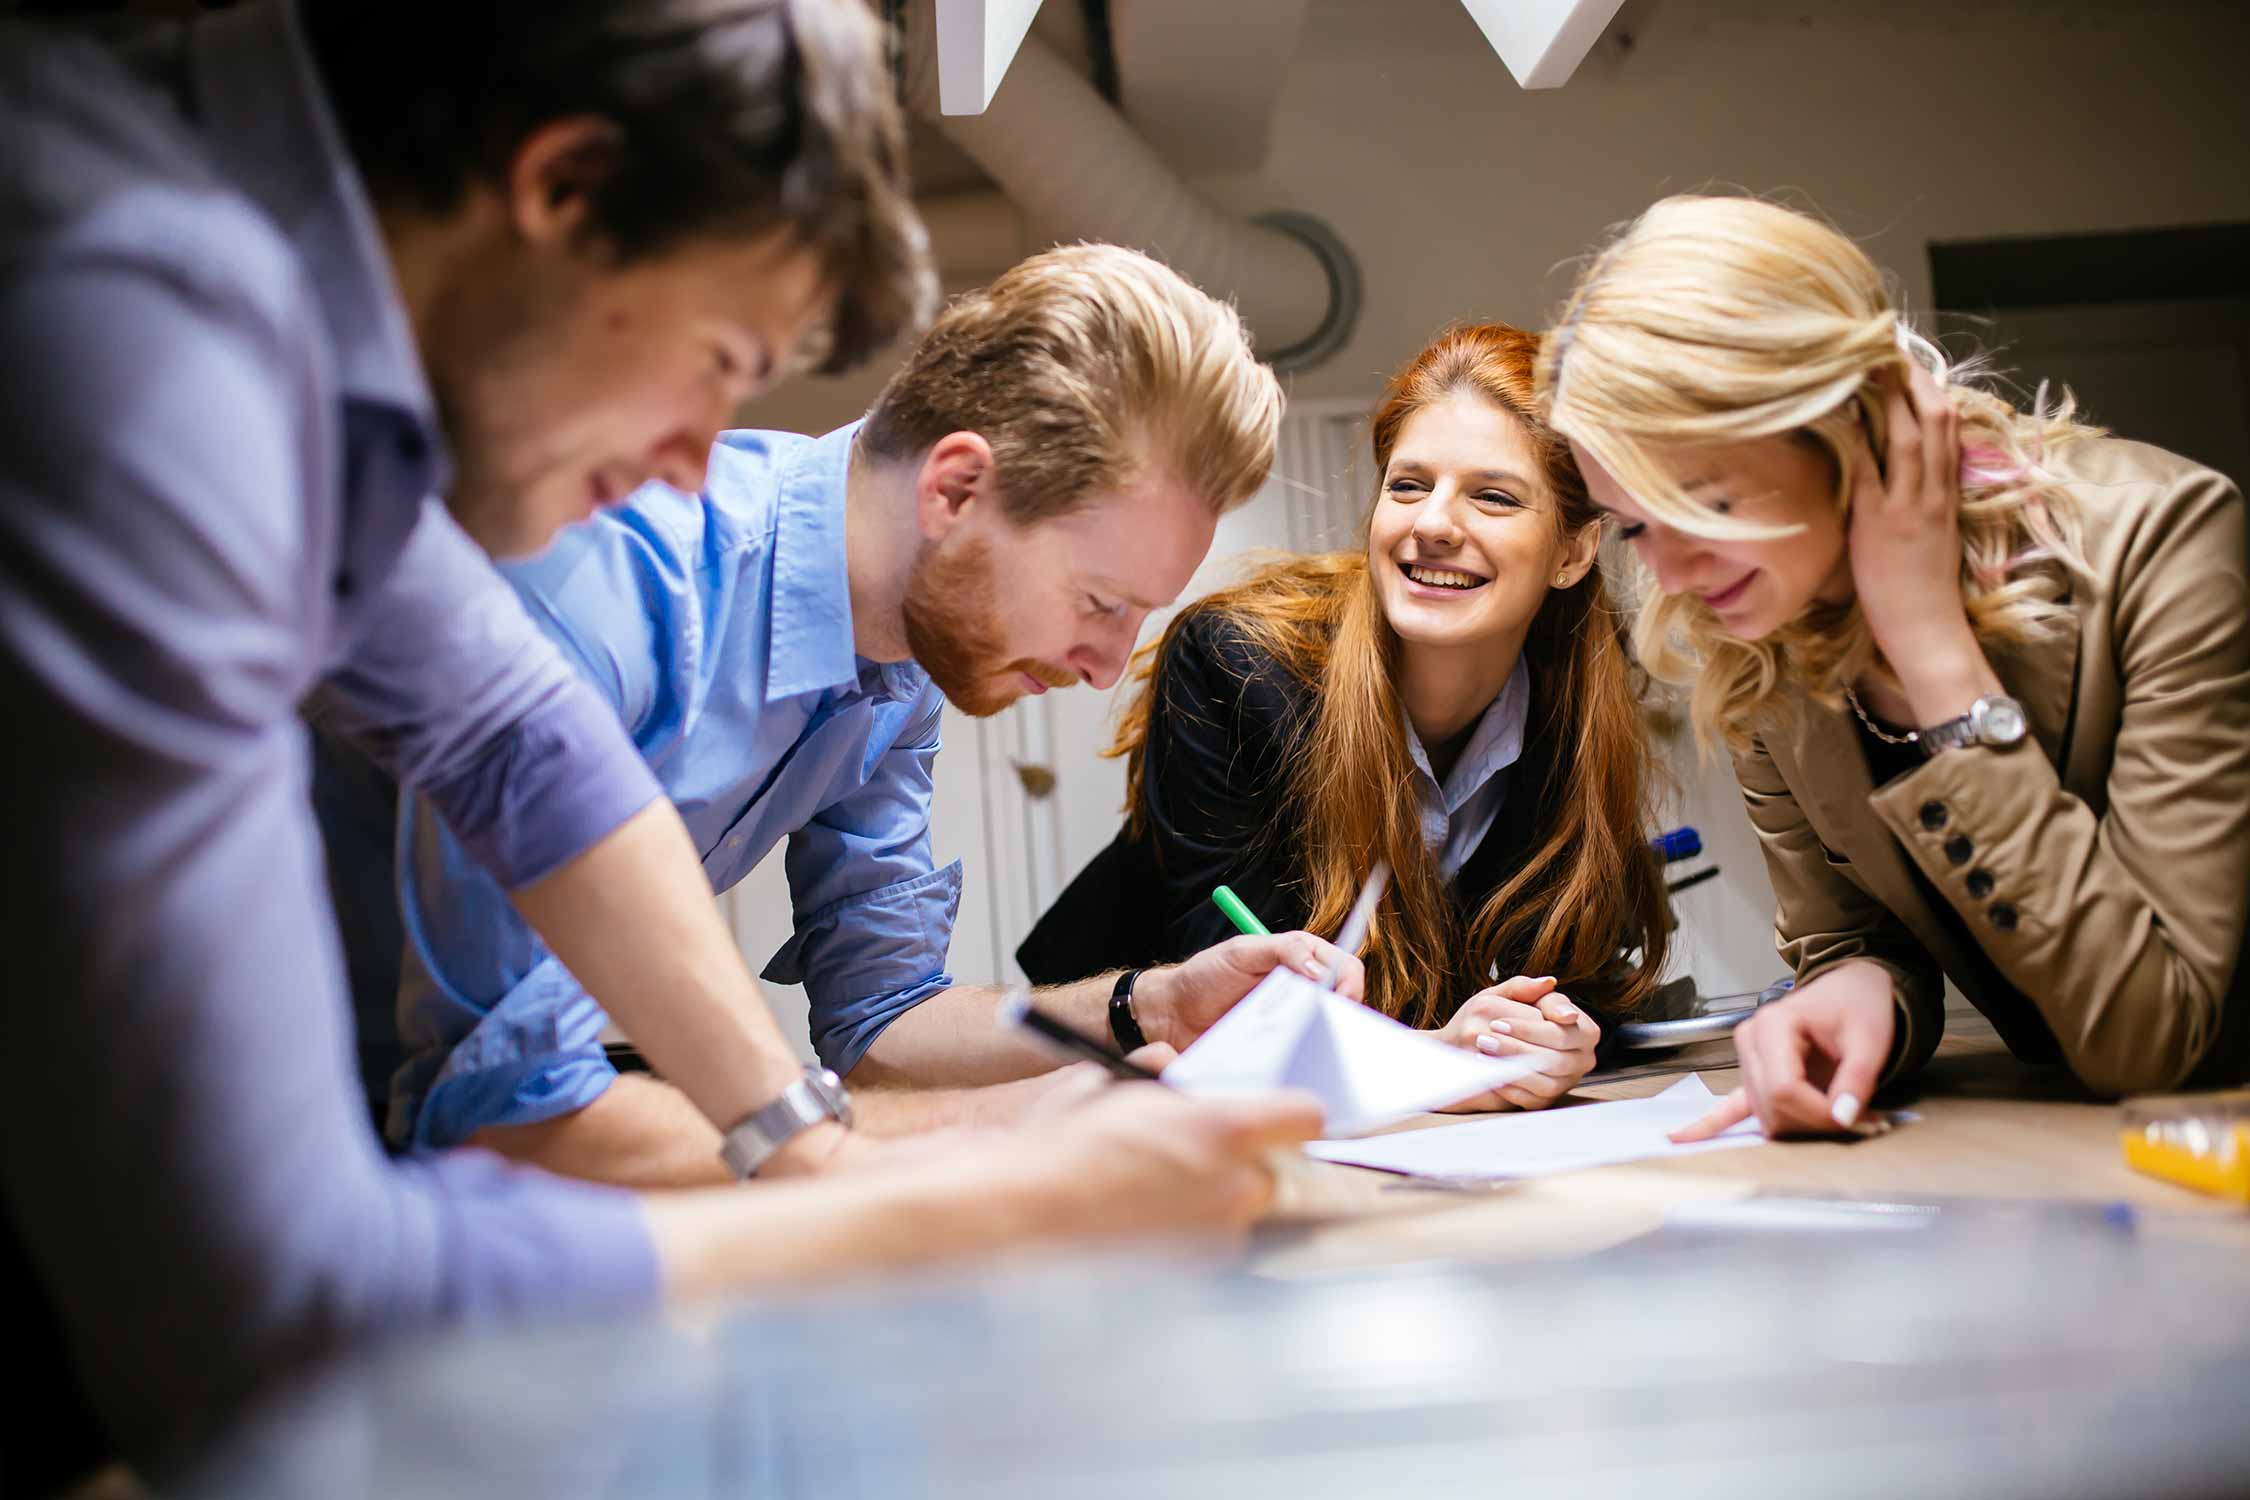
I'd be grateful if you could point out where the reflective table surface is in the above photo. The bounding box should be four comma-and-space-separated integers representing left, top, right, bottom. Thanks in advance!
191, 1207, 2250, 1500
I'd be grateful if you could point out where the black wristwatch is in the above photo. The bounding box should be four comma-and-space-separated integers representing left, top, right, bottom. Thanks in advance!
1108, 968, 1149, 1053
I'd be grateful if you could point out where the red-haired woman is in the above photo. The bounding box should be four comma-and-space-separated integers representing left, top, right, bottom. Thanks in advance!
1020, 323, 1671, 1107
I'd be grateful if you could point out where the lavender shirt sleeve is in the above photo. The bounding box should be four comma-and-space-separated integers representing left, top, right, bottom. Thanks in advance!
0, 249, 659, 1470
313, 503, 663, 888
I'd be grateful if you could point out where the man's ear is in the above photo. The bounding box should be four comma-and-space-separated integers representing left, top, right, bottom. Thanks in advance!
505, 116, 623, 249
913, 432, 996, 542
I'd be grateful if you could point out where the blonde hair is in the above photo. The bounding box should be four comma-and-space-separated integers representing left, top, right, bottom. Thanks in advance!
858, 242, 1282, 521
1537, 195, 2096, 749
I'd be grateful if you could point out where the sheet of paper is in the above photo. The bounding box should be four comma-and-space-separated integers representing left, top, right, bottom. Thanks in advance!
1161, 968, 1539, 1137
1303, 1073, 1765, 1178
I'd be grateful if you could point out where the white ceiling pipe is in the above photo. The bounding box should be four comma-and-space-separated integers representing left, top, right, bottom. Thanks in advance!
903, 8, 1355, 369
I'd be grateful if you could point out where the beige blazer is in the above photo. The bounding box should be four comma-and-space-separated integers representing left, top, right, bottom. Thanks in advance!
1735, 437, 2250, 1095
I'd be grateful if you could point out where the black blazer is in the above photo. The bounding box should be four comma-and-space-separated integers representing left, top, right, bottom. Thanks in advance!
1018, 610, 1607, 1032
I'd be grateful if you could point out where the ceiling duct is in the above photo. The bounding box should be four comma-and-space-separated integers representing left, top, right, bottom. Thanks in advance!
902, 6, 1359, 373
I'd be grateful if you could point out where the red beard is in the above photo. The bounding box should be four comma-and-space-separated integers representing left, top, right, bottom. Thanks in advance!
901, 534, 1074, 717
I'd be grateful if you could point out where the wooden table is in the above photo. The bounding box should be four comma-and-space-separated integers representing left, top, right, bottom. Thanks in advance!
1255, 1002, 2250, 1273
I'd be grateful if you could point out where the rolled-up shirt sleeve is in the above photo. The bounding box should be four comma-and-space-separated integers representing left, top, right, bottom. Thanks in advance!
392, 811, 627, 1150
312, 503, 661, 889
388, 511, 686, 1148
767, 685, 962, 1074
0, 251, 657, 1473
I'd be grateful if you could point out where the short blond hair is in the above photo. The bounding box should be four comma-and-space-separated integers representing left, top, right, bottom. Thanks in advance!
1538, 195, 2093, 749
858, 242, 1282, 522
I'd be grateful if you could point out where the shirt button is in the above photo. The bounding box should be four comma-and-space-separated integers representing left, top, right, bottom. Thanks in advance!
1918, 801, 1948, 830
1965, 869, 1995, 899
1990, 902, 2020, 931
1944, 835, 1974, 866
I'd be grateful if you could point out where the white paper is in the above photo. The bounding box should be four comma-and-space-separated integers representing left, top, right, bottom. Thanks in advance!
1303, 1073, 1765, 1178
1161, 968, 1540, 1137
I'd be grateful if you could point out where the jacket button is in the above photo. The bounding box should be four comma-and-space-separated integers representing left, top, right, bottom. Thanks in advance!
1944, 835, 1974, 866
1919, 801, 1947, 830
1965, 870, 1994, 899
1990, 902, 2019, 931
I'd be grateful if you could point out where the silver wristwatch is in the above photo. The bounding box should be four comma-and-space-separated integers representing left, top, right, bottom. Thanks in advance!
720, 1066, 854, 1179
1918, 693, 2029, 758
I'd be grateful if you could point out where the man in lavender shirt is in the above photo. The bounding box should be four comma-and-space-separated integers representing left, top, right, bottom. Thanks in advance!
0, 1, 1318, 1487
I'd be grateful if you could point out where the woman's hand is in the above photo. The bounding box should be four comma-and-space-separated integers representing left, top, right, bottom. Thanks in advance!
1430, 975, 1600, 1111
1670, 960, 1895, 1142
1848, 360, 2004, 724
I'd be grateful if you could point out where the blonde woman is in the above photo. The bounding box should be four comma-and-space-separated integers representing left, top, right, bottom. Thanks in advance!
1539, 194, 2250, 1140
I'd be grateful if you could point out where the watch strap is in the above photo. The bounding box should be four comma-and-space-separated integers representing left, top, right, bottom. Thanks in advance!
1108, 968, 1149, 1054
719, 1067, 850, 1179
1917, 712, 1978, 757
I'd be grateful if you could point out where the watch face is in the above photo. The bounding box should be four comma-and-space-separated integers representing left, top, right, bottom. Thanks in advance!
1977, 697, 2029, 745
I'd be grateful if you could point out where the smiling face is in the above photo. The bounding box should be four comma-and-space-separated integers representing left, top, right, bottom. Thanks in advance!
432, 230, 834, 558
1573, 434, 1852, 641
1367, 391, 1593, 662
902, 465, 1218, 717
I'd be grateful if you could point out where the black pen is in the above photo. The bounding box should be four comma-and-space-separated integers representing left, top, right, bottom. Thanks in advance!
999, 985, 1164, 1082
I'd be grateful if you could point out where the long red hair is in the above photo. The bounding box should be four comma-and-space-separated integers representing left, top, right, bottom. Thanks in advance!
1114, 324, 1669, 1024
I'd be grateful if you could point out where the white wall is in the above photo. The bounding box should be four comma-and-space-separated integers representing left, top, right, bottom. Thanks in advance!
732, 0, 2250, 1027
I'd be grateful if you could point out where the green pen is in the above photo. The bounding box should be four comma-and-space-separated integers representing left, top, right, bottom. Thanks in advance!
1211, 885, 1270, 938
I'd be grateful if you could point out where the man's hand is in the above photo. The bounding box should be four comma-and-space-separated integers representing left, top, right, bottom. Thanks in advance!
641, 1082, 1325, 1297
1431, 976, 1599, 1111
1670, 961, 1895, 1142
1133, 931, 1366, 1050
1017, 1083, 1324, 1244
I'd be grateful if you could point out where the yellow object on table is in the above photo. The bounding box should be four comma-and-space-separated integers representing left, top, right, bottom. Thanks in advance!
2120, 1095, 2250, 1205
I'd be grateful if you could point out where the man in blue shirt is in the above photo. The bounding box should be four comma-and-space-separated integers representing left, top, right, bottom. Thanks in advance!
1, 2, 1321, 1484
368, 244, 1365, 1186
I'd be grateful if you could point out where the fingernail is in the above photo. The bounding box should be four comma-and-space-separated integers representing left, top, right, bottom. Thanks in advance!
1489, 1020, 1512, 1035
1476, 1034, 1504, 1055
1831, 1093, 1863, 1129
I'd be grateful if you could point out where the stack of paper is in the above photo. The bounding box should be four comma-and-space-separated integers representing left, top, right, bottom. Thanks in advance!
1304, 1074, 1765, 1179
1161, 968, 1540, 1137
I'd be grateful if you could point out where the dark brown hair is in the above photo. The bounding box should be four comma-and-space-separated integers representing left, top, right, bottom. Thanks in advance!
303, 0, 935, 373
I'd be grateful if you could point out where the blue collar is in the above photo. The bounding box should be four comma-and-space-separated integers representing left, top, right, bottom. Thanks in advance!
765, 422, 922, 704
189, 1, 447, 481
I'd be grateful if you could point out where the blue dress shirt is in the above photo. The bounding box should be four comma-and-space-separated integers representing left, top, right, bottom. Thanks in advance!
388, 424, 963, 1149
0, 2, 660, 1471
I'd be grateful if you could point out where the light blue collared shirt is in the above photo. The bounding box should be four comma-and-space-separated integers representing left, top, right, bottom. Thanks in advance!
391, 424, 963, 1149
1403, 657, 1532, 879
